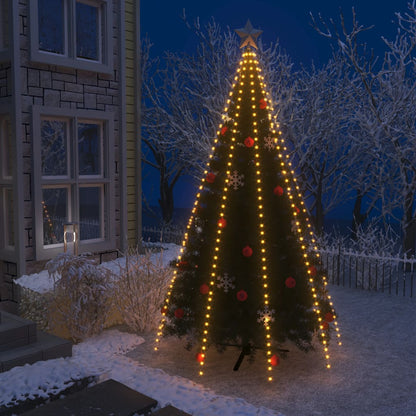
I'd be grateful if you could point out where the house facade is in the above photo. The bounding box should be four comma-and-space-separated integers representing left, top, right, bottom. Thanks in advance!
0, 0, 142, 311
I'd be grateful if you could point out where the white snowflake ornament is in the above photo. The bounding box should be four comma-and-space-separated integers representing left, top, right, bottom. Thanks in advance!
257, 306, 276, 326
227, 170, 244, 190
263, 136, 276, 151
217, 273, 236, 293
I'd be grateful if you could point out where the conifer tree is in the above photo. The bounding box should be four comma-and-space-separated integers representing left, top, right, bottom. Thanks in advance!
155, 21, 341, 381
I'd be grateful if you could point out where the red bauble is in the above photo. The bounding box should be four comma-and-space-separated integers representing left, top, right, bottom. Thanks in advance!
294, 206, 300, 214
285, 276, 296, 288
308, 266, 317, 276
174, 308, 184, 319
273, 186, 284, 196
200, 284, 209, 295
242, 245, 253, 257
236, 290, 248, 302
259, 98, 267, 109
218, 218, 227, 228
322, 321, 329, 330
196, 353, 205, 362
324, 312, 335, 323
206, 172, 216, 183
244, 136, 254, 147
220, 126, 228, 135
270, 354, 280, 366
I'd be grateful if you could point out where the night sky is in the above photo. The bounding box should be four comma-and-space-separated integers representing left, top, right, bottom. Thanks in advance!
140, 0, 404, 211
141, 0, 401, 66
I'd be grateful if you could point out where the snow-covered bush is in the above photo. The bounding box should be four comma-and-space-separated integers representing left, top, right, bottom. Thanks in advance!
317, 222, 403, 290
113, 247, 172, 333
19, 287, 52, 332
46, 253, 113, 342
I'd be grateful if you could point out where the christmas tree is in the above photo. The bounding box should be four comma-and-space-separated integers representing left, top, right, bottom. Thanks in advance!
155, 21, 341, 381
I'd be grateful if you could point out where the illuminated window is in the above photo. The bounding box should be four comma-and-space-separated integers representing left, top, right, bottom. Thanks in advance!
33, 107, 114, 259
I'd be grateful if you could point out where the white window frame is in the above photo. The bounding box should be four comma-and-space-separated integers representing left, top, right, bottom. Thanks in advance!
33, 106, 115, 260
0, 114, 14, 255
29, 0, 113, 74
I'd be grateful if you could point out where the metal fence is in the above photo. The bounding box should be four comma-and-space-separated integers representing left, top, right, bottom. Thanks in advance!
142, 225, 185, 245
320, 249, 416, 298
141, 225, 416, 298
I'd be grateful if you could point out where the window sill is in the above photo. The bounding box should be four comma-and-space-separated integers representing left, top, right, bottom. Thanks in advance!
36, 240, 115, 262
30, 50, 113, 75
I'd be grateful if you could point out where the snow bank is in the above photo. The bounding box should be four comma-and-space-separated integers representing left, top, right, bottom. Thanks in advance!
0, 330, 280, 415
15, 243, 181, 294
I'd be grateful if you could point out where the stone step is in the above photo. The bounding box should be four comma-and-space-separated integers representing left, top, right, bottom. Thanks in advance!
0, 311, 37, 352
152, 405, 191, 416
0, 329, 72, 372
21, 378, 158, 416
0, 300, 19, 315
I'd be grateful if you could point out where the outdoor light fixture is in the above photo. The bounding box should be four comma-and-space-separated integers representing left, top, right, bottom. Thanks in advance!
63, 222, 79, 255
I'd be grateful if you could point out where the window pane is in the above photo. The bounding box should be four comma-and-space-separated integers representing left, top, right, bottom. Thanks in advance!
0, 0, 9, 50
41, 120, 68, 177
4, 188, 14, 247
76, 2, 99, 61
42, 187, 67, 245
79, 186, 102, 240
38, 0, 65, 55
1, 117, 12, 179
78, 122, 101, 175
4, 118, 12, 177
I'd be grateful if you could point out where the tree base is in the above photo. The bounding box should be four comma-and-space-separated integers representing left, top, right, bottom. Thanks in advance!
233, 344, 251, 371
232, 344, 290, 371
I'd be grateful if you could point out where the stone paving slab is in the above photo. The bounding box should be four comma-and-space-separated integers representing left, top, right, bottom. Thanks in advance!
152, 405, 192, 416
21, 379, 158, 416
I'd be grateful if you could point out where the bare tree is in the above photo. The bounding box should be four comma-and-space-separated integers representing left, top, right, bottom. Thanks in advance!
312, 2, 416, 254
141, 18, 295, 224
285, 58, 355, 233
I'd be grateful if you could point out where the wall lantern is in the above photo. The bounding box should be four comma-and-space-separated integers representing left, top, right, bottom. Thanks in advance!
63, 222, 79, 255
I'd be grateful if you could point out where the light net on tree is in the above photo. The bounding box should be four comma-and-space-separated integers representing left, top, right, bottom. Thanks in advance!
155, 43, 341, 381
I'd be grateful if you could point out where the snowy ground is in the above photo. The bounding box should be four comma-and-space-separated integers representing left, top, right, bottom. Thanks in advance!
130, 285, 416, 416
7, 245, 416, 416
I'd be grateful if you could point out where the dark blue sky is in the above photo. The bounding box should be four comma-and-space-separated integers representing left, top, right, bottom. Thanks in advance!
141, 0, 402, 67
140, 1, 405, 212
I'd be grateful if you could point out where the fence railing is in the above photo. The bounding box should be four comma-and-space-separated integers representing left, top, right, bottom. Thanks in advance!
141, 225, 415, 298
142, 225, 185, 245
320, 249, 415, 298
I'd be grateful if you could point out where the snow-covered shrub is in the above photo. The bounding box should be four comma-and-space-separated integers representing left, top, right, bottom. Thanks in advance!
19, 287, 52, 332
317, 222, 403, 290
46, 253, 113, 342
113, 247, 172, 333
348, 223, 401, 257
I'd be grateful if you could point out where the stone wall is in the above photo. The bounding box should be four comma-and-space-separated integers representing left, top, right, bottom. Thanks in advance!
17, 0, 122, 272
0, 64, 11, 98
0, 260, 19, 303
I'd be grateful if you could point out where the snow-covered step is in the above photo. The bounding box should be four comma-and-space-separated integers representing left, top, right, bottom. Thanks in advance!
0, 329, 72, 372
20, 378, 158, 415
0, 311, 37, 352
0, 311, 72, 372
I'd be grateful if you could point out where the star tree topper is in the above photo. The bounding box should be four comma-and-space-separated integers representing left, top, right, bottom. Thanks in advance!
235, 20, 263, 49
